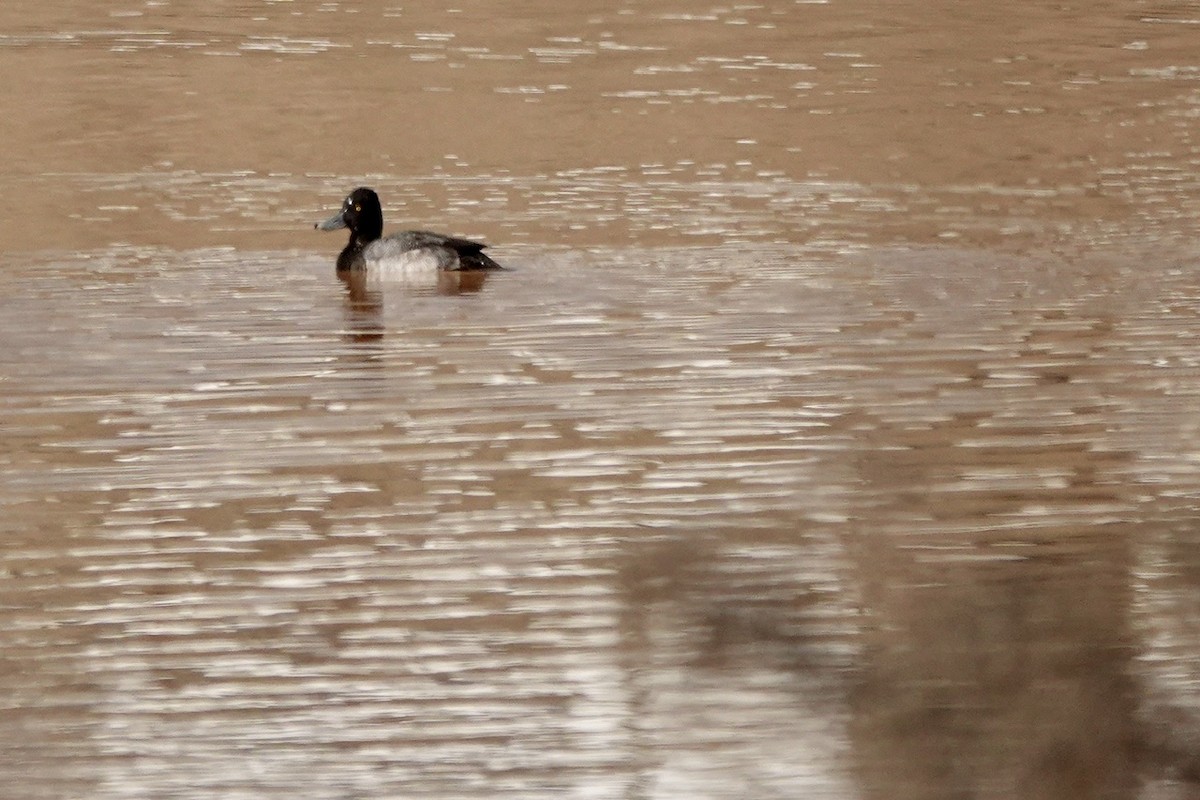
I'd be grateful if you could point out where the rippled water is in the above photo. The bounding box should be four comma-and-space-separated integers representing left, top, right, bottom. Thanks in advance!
3, 1, 1200, 799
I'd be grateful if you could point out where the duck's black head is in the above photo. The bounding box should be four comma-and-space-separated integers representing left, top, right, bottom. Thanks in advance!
316, 188, 385, 268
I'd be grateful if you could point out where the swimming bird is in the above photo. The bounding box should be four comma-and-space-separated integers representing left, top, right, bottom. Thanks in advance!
315, 187, 503, 273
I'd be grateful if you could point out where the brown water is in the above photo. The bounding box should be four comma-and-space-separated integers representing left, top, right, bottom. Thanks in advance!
2, 2, 1200, 798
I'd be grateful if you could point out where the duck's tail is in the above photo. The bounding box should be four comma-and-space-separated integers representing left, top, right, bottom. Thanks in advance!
457, 250, 505, 271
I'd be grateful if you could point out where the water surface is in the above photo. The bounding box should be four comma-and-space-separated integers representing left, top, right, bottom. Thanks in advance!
3, 2, 1200, 798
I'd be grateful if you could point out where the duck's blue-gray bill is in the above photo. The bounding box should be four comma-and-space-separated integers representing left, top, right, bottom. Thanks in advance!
316, 213, 347, 231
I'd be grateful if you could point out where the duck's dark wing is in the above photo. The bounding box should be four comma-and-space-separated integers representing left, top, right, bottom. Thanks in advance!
387, 230, 503, 270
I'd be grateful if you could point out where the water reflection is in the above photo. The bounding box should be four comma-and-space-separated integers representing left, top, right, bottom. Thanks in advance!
10, 239, 1200, 797
850, 412, 1138, 799
615, 534, 857, 795
1137, 519, 1200, 791
339, 269, 385, 341
4, 0, 1200, 797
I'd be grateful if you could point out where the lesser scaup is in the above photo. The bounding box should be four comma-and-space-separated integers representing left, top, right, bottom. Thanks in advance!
315, 187, 503, 273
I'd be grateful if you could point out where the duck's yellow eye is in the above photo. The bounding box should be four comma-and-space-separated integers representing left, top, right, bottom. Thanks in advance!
354, 205, 361, 212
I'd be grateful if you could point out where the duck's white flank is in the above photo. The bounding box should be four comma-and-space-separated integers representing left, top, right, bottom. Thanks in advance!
362, 242, 447, 280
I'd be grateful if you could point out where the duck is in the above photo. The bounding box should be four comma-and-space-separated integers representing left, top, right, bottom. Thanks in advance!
315, 187, 503, 273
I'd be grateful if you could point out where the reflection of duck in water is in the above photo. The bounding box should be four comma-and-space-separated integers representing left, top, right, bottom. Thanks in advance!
339, 270, 384, 344
316, 187, 504, 275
